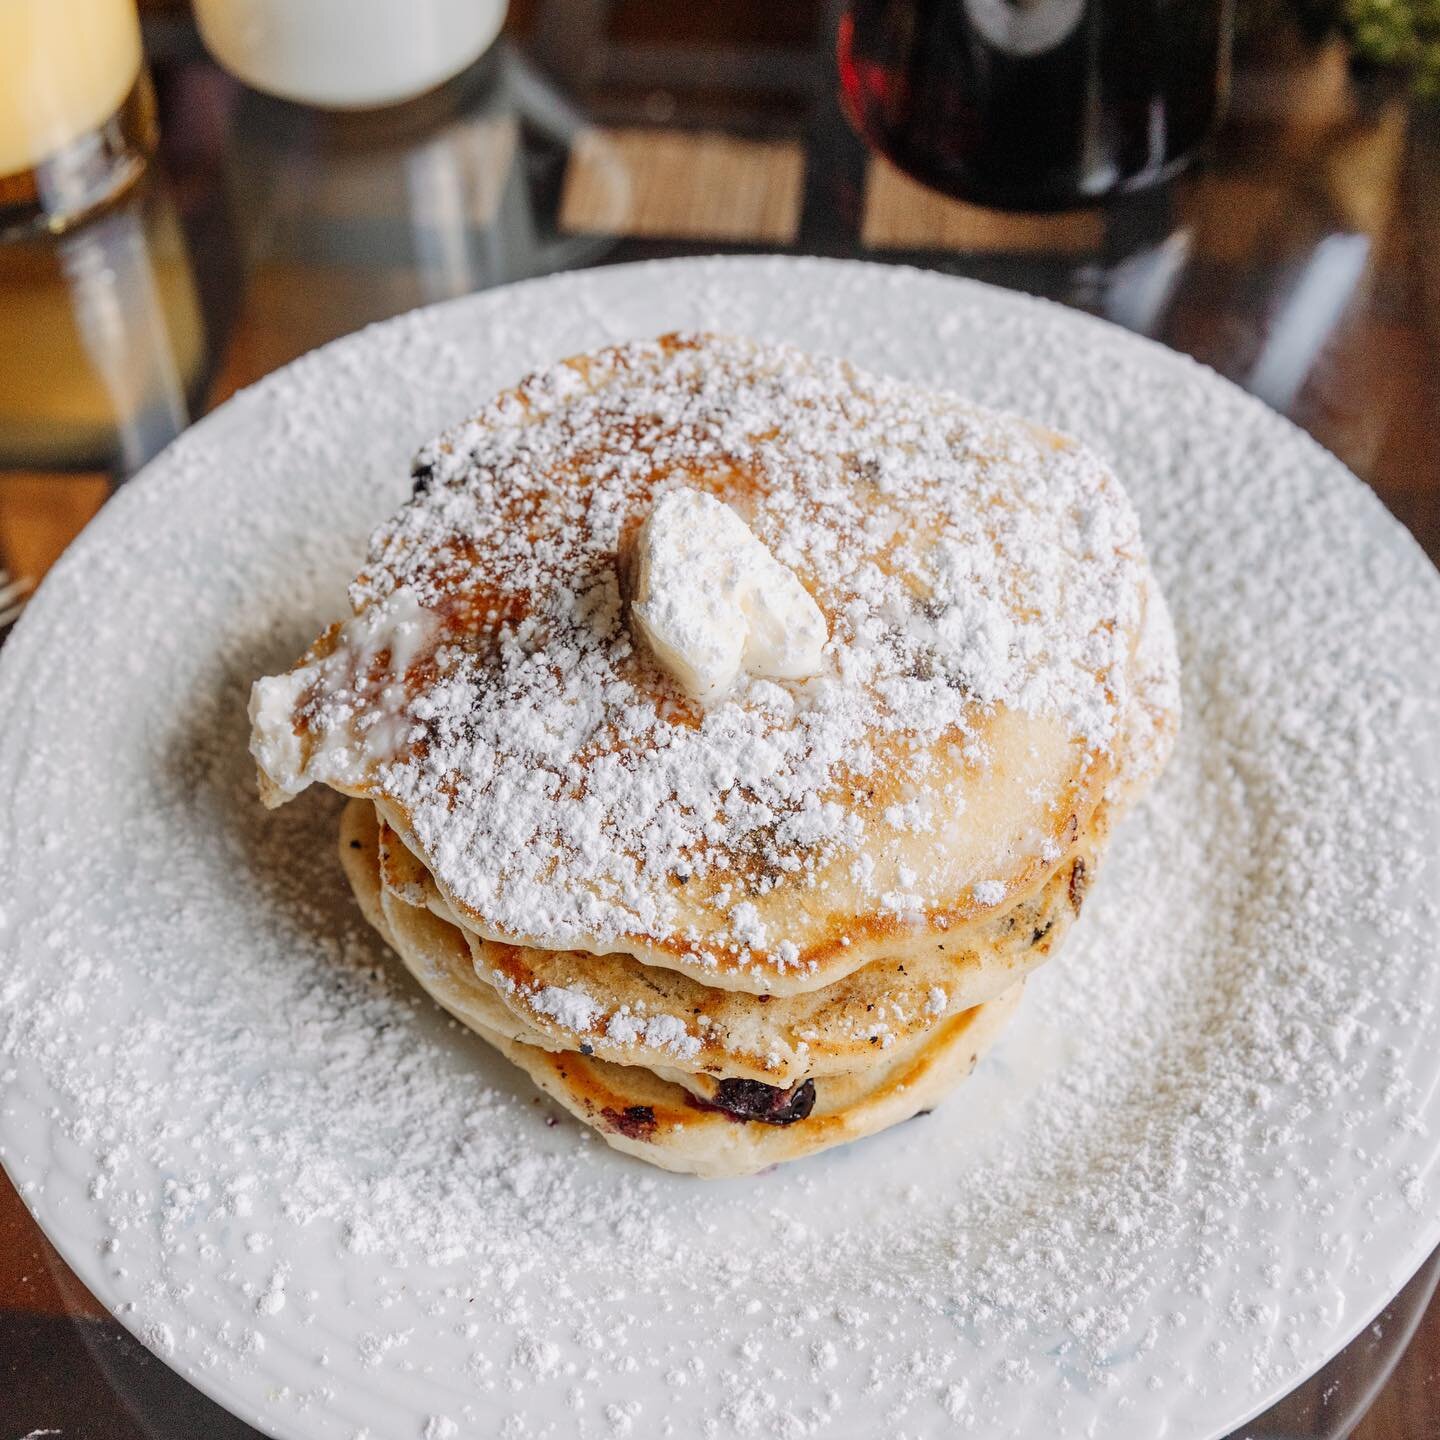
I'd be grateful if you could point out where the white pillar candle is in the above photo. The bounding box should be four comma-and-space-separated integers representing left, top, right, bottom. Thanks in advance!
193, 0, 508, 110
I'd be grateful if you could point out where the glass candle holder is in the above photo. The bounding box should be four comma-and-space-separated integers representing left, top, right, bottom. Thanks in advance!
0, 0, 158, 240
0, 177, 205, 475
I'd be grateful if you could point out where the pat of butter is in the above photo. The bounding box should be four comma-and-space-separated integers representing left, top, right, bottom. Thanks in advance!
629, 488, 828, 705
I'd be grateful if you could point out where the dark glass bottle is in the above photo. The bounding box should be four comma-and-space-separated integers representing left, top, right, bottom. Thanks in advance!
838, 0, 1233, 212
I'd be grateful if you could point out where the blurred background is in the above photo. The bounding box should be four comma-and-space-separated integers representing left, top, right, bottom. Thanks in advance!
1, 1, 1439, 1435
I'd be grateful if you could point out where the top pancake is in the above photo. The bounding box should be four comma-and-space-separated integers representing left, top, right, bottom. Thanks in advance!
250, 334, 1158, 994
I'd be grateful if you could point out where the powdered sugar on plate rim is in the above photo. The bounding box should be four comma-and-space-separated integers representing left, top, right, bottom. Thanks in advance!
1, 256, 1438, 1440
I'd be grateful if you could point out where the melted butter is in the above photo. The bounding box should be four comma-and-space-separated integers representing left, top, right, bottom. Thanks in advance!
249, 588, 437, 802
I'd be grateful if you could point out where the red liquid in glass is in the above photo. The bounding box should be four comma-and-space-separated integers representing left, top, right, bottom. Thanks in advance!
838, 0, 1232, 212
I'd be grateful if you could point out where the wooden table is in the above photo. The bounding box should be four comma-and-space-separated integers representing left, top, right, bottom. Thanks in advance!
3, 7, 1439, 1436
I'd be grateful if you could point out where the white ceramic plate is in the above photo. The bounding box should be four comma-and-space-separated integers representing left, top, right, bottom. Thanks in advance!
3, 258, 1440, 1440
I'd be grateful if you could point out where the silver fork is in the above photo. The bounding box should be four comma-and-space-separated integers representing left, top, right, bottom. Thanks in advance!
0, 567, 33, 633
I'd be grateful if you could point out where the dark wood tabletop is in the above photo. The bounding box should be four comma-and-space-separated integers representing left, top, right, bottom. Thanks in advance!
2, 4, 1439, 1436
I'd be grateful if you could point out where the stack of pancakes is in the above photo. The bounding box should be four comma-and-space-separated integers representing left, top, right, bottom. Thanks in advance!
250, 334, 1178, 1178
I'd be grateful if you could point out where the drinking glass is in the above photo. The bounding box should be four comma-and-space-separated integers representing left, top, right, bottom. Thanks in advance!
839, 0, 1233, 212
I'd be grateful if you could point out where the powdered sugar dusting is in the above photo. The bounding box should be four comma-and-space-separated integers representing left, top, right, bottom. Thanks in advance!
515, 974, 704, 1064
973, 880, 1006, 907
257, 333, 1145, 966
528, 984, 603, 1032
2, 259, 1439, 1440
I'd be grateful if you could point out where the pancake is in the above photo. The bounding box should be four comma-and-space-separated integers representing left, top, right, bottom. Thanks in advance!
1114, 565, 1181, 813
254, 334, 1165, 996
341, 801, 1023, 1178
275, 335, 1179, 1177
342, 799, 554, 1050
372, 798, 1093, 1085
480, 990, 1022, 1179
